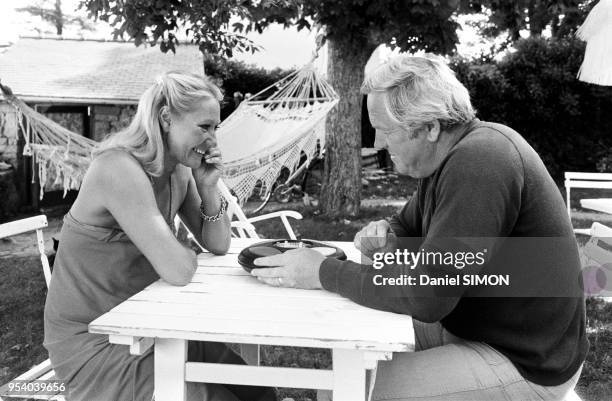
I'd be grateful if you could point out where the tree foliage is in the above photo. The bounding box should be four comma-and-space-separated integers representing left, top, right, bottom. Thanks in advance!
461, 0, 598, 42
452, 36, 612, 179
82, 0, 461, 60
298, 0, 460, 53
82, 0, 299, 57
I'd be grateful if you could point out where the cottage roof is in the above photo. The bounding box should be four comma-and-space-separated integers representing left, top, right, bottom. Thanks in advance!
0, 37, 203, 104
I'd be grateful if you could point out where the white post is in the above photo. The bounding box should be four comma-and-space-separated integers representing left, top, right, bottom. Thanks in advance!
239, 343, 260, 366
332, 349, 367, 401
565, 182, 571, 217
36, 228, 52, 287
154, 339, 187, 401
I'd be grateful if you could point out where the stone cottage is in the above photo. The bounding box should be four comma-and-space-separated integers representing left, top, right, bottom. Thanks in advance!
0, 36, 202, 213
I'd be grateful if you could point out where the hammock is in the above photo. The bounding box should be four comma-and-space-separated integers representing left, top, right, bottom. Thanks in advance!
0, 63, 338, 204
0, 84, 97, 199
218, 63, 338, 204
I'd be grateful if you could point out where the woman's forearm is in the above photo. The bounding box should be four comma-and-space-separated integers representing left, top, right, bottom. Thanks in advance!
197, 184, 231, 254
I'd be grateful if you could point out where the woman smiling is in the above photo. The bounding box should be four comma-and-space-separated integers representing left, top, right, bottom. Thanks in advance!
43, 71, 274, 401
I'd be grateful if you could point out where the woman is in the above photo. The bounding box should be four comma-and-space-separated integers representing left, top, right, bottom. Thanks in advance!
44, 71, 275, 401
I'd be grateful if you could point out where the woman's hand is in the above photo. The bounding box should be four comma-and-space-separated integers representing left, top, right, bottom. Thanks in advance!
354, 219, 398, 259
192, 146, 223, 187
251, 248, 326, 289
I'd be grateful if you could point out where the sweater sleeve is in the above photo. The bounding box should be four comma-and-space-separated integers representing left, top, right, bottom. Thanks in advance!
319, 132, 525, 322
389, 186, 422, 237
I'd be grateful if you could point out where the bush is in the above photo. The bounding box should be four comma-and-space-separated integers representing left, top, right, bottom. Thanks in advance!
204, 58, 294, 119
452, 37, 612, 180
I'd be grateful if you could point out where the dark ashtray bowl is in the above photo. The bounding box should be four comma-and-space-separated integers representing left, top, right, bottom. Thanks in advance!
238, 239, 347, 273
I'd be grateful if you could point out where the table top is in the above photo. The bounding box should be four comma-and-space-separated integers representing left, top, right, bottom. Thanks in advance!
580, 198, 612, 214
89, 238, 415, 352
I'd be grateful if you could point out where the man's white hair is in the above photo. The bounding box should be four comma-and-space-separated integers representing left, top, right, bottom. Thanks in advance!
361, 54, 475, 130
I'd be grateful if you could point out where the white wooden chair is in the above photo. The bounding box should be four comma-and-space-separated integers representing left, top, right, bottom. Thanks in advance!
217, 180, 302, 240
581, 222, 612, 299
564, 172, 612, 235
0, 215, 65, 401
175, 180, 303, 247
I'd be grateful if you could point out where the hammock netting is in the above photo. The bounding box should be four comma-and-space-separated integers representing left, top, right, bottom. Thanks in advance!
0, 63, 338, 205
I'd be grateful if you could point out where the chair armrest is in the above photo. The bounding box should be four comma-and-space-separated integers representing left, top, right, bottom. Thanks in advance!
230, 221, 260, 239
246, 211, 302, 240
246, 210, 303, 223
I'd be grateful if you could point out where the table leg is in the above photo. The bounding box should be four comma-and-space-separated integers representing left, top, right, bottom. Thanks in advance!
154, 338, 187, 401
332, 349, 367, 401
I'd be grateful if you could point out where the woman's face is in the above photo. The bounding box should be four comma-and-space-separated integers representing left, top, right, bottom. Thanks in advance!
166, 97, 221, 169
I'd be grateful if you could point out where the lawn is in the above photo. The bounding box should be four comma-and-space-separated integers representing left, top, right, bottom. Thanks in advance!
1, 177, 612, 400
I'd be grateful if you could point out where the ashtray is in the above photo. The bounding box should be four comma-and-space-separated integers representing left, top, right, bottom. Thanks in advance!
238, 239, 347, 272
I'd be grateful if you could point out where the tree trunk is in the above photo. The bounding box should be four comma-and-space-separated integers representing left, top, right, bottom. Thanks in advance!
54, 0, 63, 35
320, 38, 374, 217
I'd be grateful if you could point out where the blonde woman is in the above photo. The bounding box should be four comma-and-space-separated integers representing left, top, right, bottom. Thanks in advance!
44, 71, 275, 401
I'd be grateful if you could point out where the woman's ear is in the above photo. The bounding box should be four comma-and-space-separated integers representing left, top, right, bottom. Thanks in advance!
159, 106, 171, 132
425, 120, 441, 142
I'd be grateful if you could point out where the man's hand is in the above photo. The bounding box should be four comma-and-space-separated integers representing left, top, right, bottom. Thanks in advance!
354, 220, 398, 259
251, 248, 326, 289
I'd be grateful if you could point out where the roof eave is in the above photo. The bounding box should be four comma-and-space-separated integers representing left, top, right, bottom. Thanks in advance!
17, 95, 138, 105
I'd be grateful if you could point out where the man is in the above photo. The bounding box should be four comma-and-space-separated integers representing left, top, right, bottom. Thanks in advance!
252, 54, 588, 400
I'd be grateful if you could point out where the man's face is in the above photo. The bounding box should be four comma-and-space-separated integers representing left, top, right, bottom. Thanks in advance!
367, 92, 438, 178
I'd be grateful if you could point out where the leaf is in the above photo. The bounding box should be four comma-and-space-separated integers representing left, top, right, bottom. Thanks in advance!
296, 17, 311, 31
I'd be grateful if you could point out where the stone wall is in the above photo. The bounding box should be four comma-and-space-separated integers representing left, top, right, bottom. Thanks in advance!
93, 105, 136, 142
0, 102, 20, 169
45, 112, 84, 136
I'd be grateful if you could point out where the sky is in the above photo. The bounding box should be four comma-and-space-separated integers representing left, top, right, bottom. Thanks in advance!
0, 0, 495, 69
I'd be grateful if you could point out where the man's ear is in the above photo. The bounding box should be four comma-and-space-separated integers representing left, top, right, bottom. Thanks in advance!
159, 106, 171, 131
425, 120, 441, 142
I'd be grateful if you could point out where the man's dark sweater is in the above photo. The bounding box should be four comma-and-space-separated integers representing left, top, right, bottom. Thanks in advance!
319, 119, 588, 386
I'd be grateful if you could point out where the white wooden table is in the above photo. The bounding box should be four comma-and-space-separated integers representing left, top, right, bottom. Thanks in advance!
580, 198, 612, 214
89, 238, 415, 401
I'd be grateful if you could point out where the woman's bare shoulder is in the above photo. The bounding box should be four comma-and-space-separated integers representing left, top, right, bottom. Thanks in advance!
87, 149, 149, 187
71, 150, 151, 225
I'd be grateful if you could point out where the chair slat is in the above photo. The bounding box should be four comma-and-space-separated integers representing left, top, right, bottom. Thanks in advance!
563, 172, 612, 235
0, 215, 48, 239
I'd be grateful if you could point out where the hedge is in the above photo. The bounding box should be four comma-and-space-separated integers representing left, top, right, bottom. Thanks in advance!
452, 37, 612, 180
204, 58, 294, 120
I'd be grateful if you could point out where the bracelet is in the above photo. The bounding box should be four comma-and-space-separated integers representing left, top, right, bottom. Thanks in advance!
200, 195, 228, 222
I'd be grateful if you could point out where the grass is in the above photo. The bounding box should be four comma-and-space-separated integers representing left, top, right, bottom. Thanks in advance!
2, 179, 612, 400
0, 255, 48, 389
579, 299, 612, 401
